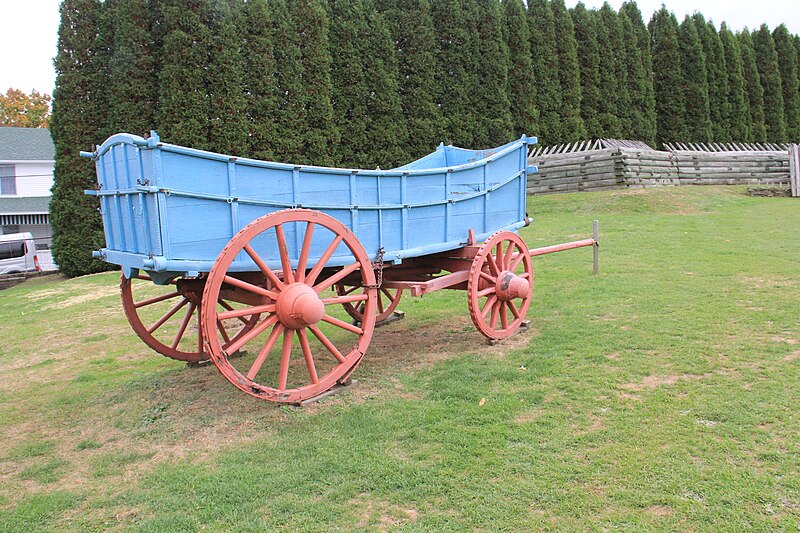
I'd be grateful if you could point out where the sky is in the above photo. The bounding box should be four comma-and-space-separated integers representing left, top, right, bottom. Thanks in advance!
1, 0, 799, 96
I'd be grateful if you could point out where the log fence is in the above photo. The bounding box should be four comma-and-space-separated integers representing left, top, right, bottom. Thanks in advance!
528, 140, 792, 195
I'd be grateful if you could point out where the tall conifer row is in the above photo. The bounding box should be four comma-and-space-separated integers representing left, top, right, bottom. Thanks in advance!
738, 29, 767, 142
289, 0, 339, 166
108, 0, 156, 135
649, 7, 683, 145
678, 16, 712, 142
430, 0, 477, 146
362, 4, 408, 165
772, 25, 800, 141
157, 0, 211, 149
470, 0, 513, 148
619, 2, 656, 145
719, 23, 751, 141
502, 0, 539, 139
550, 0, 585, 142
50, 0, 111, 276
571, 2, 603, 139
527, 0, 561, 144
377, 0, 441, 160
594, 4, 625, 137
751, 25, 786, 142
206, 0, 249, 155
243, 0, 280, 161
692, 15, 729, 141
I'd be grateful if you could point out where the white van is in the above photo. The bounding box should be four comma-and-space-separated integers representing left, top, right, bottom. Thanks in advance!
0, 232, 40, 275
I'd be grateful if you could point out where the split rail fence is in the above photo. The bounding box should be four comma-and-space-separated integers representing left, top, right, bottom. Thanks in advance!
527, 139, 794, 195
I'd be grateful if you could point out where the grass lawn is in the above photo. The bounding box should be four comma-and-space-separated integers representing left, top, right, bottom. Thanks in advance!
0, 186, 798, 530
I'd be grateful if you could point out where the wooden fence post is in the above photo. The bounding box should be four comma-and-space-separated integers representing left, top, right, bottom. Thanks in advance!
790, 144, 800, 198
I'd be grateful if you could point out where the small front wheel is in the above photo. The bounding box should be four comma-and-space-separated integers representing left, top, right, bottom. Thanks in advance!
467, 231, 533, 340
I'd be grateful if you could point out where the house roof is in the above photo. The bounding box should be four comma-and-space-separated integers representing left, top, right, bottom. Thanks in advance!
0, 196, 51, 214
0, 127, 54, 161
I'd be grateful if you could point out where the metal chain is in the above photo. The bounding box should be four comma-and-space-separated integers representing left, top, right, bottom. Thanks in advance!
364, 247, 384, 289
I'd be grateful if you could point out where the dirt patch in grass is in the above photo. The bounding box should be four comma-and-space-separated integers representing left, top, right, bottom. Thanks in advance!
645, 505, 672, 517
620, 373, 715, 392
40, 285, 119, 311
350, 493, 420, 530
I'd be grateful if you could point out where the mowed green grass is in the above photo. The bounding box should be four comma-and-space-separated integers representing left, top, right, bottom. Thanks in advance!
0, 186, 798, 530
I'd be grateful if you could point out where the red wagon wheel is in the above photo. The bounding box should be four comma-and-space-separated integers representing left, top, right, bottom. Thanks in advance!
335, 283, 403, 323
467, 231, 533, 340
120, 273, 260, 363
200, 209, 377, 403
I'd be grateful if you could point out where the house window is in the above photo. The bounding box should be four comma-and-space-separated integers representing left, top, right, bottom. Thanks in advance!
0, 165, 16, 195
2, 225, 20, 235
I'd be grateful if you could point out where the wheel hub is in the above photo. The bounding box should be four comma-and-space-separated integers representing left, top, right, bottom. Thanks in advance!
276, 283, 325, 329
495, 271, 529, 301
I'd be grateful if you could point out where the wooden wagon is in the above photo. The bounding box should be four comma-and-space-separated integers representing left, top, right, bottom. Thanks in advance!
83, 132, 596, 403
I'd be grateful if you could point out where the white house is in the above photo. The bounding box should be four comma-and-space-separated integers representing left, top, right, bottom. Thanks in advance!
0, 127, 55, 249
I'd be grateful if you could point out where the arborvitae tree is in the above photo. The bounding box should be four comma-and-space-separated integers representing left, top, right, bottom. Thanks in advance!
772, 24, 800, 141
649, 7, 683, 145
108, 0, 156, 135
571, 2, 603, 138
470, 0, 513, 147
719, 23, 751, 141
502, 0, 539, 138
527, 0, 561, 144
693, 14, 729, 141
550, 0, 585, 142
289, 0, 339, 166
363, 5, 408, 164
752, 24, 786, 142
431, 0, 477, 146
594, 3, 625, 138
50, 0, 110, 276
739, 29, 767, 141
377, 0, 441, 159
330, 0, 406, 167
242, 0, 280, 161
619, 1, 656, 145
157, 0, 210, 149
206, 0, 248, 155
678, 15, 712, 142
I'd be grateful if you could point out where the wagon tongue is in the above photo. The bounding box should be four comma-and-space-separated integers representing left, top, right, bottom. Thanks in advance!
276, 283, 325, 330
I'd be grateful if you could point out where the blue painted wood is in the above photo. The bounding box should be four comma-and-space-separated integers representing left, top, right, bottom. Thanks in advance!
84, 132, 538, 279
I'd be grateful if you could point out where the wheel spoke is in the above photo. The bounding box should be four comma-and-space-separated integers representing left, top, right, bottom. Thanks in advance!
480, 294, 498, 319
507, 300, 520, 319
485, 252, 500, 276
308, 324, 346, 363
224, 314, 279, 355
504, 241, 515, 270
278, 330, 293, 390
218, 303, 276, 320
134, 290, 181, 309
321, 293, 369, 305
217, 319, 232, 344
519, 272, 531, 280
377, 293, 385, 313
244, 243, 285, 290
275, 224, 295, 284
500, 303, 509, 329
295, 222, 315, 282
297, 329, 319, 384
489, 301, 500, 329
343, 285, 360, 296
218, 299, 253, 325
223, 275, 278, 299
305, 235, 344, 286
321, 314, 364, 335
314, 261, 360, 293
477, 286, 495, 298
135, 274, 152, 281
246, 323, 284, 380
147, 297, 189, 334
479, 271, 496, 284
171, 302, 196, 349
510, 247, 525, 271
380, 287, 396, 302
495, 243, 504, 272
